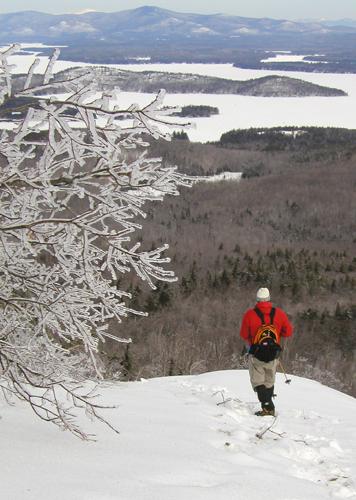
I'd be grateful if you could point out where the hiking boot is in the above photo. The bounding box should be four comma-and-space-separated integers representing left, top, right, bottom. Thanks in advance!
255, 407, 275, 417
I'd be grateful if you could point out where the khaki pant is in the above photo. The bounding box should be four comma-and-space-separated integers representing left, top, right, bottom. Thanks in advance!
248, 355, 278, 389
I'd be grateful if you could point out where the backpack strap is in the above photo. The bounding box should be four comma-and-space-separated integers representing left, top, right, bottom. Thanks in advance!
254, 306, 276, 325
254, 307, 265, 324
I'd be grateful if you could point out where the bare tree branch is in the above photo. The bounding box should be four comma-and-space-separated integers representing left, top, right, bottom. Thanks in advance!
0, 44, 196, 439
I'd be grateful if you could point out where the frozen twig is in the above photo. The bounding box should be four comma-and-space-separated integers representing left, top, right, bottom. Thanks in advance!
256, 416, 278, 439
0, 45, 196, 438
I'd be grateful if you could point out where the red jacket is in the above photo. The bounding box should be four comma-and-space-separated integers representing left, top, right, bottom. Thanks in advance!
240, 301, 293, 346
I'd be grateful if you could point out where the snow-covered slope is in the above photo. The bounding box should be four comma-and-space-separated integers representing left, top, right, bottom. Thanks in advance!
1, 370, 355, 499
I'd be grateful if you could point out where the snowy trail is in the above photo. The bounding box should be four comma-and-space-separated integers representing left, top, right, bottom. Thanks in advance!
0, 370, 355, 500
178, 373, 356, 499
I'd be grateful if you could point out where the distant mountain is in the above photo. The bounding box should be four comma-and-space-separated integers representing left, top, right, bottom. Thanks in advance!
298, 18, 356, 29
0, 6, 355, 44
321, 18, 356, 29
2, 7, 356, 72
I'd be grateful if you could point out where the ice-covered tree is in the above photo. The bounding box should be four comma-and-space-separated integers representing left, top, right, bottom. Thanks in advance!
0, 45, 193, 438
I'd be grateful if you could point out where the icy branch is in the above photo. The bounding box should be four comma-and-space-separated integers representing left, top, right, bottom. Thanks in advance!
0, 45, 196, 438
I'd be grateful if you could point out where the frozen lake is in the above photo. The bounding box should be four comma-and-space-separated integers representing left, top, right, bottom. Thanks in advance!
109, 63, 356, 141
2, 45, 356, 142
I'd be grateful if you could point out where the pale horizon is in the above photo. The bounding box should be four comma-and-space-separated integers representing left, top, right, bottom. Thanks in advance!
0, 1, 355, 21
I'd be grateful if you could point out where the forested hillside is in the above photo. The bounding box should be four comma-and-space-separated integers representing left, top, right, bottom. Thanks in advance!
102, 127, 356, 397
41, 67, 347, 97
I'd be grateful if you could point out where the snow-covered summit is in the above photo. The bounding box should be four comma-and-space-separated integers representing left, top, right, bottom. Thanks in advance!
1, 370, 355, 499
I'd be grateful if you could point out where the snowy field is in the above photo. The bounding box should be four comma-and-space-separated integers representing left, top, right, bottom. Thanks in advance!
199, 172, 242, 182
260, 53, 325, 63
2, 45, 356, 141
1, 370, 355, 500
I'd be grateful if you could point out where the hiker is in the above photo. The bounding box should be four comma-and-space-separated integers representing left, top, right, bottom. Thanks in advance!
239, 287, 293, 416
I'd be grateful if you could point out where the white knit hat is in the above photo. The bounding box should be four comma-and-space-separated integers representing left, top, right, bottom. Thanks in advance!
256, 287, 270, 302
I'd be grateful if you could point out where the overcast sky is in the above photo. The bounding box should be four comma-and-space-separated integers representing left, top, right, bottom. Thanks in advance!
0, 0, 355, 20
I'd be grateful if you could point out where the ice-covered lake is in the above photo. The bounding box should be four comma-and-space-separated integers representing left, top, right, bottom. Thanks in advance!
3, 45, 356, 142
108, 62, 356, 141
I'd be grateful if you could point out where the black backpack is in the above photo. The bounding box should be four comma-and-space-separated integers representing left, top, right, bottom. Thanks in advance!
249, 307, 282, 362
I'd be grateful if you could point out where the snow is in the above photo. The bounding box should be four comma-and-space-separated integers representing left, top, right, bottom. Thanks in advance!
97, 63, 356, 141
18, 43, 68, 48
49, 21, 97, 34
0, 46, 97, 74
93, 90, 356, 142
260, 53, 326, 63
5, 89, 351, 143
0, 370, 355, 500
3, 47, 356, 141
75, 9, 98, 15
199, 172, 242, 182
127, 56, 152, 61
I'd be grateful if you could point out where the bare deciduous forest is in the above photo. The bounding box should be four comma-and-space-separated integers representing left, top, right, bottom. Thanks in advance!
102, 128, 356, 397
